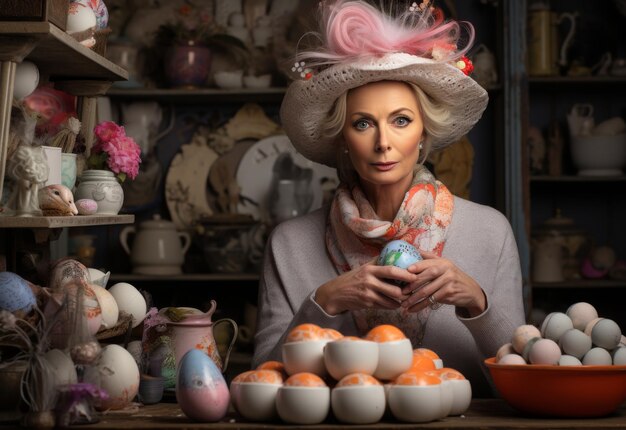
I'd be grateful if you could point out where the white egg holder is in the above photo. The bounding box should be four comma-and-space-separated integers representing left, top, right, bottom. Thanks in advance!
231, 336, 472, 425
498, 302, 626, 367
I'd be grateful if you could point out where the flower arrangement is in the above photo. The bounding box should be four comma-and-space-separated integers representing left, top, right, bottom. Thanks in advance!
86, 121, 141, 183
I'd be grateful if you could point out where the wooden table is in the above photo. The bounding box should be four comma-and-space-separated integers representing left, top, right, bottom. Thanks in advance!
3, 399, 623, 430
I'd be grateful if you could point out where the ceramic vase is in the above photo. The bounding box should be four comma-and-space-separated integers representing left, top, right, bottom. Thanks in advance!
61, 153, 77, 191
164, 42, 212, 88
74, 170, 124, 215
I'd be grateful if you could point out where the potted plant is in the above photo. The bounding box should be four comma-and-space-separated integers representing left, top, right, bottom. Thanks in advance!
154, 1, 248, 88
74, 121, 141, 215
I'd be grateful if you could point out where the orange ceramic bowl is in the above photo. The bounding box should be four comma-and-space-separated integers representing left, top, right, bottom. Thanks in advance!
484, 357, 626, 418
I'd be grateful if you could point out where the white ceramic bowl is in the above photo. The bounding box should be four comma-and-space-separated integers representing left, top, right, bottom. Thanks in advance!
388, 384, 443, 423
570, 134, 626, 176
282, 340, 327, 376
323, 338, 378, 380
331, 384, 385, 424
276, 386, 330, 424
375, 338, 413, 381
448, 378, 472, 416
243, 74, 271, 88
236, 382, 281, 422
214, 70, 243, 89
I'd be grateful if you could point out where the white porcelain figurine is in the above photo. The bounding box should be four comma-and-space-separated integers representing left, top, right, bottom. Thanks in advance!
7, 145, 49, 216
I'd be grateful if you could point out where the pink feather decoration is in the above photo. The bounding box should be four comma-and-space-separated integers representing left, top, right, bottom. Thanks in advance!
296, 0, 474, 68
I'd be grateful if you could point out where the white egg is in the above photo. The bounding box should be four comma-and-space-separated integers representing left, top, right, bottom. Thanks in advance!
612, 347, 626, 365
512, 324, 541, 354
558, 355, 582, 366
44, 349, 78, 388
67, 2, 97, 33
498, 354, 526, 365
90, 283, 118, 329
566, 302, 598, 331
558, 328, 592, 359
13, 61, 39, 99
528, 338, 561, 365
495, 343, 516, 362
95, 344, 140, 410
540, 312, 573, 342
590, 318, 622, 350
582, 347, 612, 366
108, 282, 147, 328
88, 268, 110, 288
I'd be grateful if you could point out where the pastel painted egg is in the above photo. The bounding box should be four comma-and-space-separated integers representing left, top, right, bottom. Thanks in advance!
332, 373, 385, 424
95, 344, 140, 410
66, 2, 97, 47
566, 302, 598, 331
72, 0, 108, 29
497, 353, 526, 365
496, 343, 516, 362
528, 338, 561, 365
76, 198, 98, 215
0, 272, 36, 314
540, 312, 574, 342
582, 347, 612, 365
559, 328, 592, 359
90, 283, 118, 329
365, 325, 412, 381
589, 318, 622, 350
511, 324, 541, 354
378, 240, 422, 270
176, 349, 230, 422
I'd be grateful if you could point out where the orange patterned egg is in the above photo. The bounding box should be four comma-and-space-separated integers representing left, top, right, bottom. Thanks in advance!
394, 370, 441, 386
286, 323, 323, 342
413, 348, 440, 360
428, 367, 465, 380
284, 372, 327, 387
409, 355, 437, 372
337, 373, 382, 387
241, 369, 283, 384
257, 360, 285, 372
321, 328, 344, 340
365, 324, 406, 343
232, 370, 255, 383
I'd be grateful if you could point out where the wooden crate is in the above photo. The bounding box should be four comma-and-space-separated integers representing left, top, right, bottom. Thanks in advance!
0, 0, 69, 31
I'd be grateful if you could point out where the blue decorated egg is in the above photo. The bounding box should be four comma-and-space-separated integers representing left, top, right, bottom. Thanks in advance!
71, 0, 109, 29
176, 349, 230, 422
0, 272, 36, 314
378, 240, 423, 270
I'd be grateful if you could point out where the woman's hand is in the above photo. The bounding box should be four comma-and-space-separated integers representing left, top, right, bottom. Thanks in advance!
400, 251, 487, 317
314, 258, 415, 316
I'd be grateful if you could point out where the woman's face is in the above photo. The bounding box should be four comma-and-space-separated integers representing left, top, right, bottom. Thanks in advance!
342, 81, 424, 188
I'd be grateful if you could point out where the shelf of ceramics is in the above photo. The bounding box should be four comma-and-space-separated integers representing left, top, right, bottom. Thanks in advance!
108, 273, 260, 283
528, 76, 626, 87
0, 214, 134, 229
106, 87, 287, 103
0, 21, 127, 81
532, 280, 626, 289
530, 175, 626, 183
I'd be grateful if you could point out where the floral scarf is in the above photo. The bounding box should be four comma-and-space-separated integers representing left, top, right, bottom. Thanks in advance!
325, 165, 454, 344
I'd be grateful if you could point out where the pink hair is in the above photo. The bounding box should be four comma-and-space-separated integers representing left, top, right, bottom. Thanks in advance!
296, 0, 474, 67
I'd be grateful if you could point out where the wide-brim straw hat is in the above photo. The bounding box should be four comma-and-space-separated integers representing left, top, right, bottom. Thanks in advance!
280, 52, 488, 168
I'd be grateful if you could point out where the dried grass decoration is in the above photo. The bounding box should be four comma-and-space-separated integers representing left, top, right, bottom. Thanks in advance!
0, 301, 68, 429
48, 117, 81, 154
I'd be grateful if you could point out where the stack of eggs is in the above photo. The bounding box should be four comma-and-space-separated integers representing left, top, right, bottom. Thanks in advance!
230, 323, 471, 424
496, 302, 625, 366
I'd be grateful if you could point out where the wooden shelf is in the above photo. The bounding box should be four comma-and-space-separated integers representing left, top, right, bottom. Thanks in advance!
0, 214, 134, 228
530, 175, 626, 183
106, 87, 287, 103
0, 21, 127, 81
532, 280, 626, 289
528, 76, 626, 86
109, 272, 260, 283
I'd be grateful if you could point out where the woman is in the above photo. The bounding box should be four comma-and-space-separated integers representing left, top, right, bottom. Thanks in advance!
252, 0, 524, 397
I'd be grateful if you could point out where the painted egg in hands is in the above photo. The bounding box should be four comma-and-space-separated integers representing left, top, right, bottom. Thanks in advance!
377, 240, 422, 286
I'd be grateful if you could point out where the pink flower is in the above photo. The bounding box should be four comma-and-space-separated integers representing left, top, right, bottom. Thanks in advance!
89, 121, 142, 181
94, 121, 124, 143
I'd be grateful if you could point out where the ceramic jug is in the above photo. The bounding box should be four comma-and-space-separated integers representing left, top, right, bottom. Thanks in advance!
120, 215, 191, 275
166, 300, 238, 372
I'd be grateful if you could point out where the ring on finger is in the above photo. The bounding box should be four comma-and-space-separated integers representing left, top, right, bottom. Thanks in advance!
428, 294, 443, 310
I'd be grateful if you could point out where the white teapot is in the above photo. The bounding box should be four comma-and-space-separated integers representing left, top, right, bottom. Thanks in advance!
120, 215, 191, 275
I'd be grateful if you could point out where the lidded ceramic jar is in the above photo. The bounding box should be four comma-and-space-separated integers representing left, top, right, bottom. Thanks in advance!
532, 209, 591, 280
120, 215, 191, 275
74, 169, 124, 215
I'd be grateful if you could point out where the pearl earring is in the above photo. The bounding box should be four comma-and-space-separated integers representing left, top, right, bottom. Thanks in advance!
419, 142, 423, 150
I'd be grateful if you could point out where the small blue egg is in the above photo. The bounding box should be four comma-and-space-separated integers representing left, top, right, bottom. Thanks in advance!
378, 239, 423, 270
0, 272, 36, 313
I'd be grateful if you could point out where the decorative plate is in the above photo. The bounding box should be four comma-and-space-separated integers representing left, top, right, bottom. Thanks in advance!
235, 135, 338, 221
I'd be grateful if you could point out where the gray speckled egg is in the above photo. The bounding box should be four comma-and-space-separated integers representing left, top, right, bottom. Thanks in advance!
76, 199, 98, 215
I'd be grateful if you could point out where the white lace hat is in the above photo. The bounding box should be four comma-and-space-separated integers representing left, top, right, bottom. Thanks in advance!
280, 52, 488, 168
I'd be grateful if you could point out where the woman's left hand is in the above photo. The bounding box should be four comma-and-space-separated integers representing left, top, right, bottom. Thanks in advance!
400, 251, 487, 317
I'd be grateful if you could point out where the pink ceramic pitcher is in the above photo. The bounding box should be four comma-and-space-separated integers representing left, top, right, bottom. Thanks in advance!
166, 300, 238, 372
